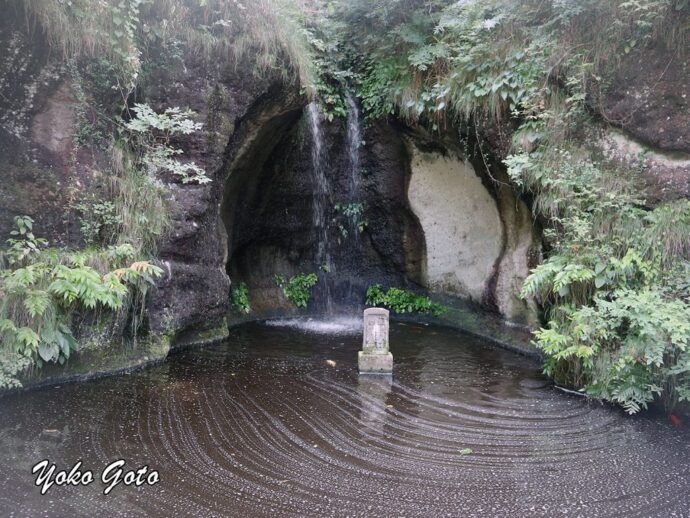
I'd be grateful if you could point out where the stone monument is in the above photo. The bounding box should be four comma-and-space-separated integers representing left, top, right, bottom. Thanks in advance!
358, 308, 393, 374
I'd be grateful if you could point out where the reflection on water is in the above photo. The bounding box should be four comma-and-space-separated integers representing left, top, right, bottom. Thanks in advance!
357, 375, 393, 436
0, 321, 689, 517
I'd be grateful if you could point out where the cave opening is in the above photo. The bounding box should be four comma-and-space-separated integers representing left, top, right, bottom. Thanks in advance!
220, 96, 425, 318
219, 95, 538, 326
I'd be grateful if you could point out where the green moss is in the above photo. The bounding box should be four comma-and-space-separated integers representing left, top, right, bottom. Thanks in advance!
206, 84, 234, 155
197, 320, 230, 342
12, 332, 172, 392
165, 317, 230, 351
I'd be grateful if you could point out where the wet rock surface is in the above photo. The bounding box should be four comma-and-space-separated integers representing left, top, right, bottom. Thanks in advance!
224, 113, 426, 315
1, 321, 689, 517
599, 128, 690, 206
0, 11, 85, 245
602, 46, 690, 155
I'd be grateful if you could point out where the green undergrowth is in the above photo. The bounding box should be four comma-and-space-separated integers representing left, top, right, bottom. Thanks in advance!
274, 273, 319, 308
337, 0, 687, 123
0, 101, 212, 387
231, 281, 251, 315
0, 216, 163, 388
0, 97, 211, 389
513, 148, 690, 413
366, 285, 447, 317
22, 0, 317, 103
3, 0, 320, 388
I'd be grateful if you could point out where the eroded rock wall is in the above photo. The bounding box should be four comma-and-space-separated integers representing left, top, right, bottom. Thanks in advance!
405, 141, 539, 326
590, 46, 690, 207
0, 8, 308, 367
220, 109, 539, 326
142, 69, 305, 345
599, 128, 690, 206
0, 9, 103, 245
407, 147, 503, 300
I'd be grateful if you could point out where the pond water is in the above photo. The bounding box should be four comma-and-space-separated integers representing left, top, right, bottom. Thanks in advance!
1, 320, 689, 517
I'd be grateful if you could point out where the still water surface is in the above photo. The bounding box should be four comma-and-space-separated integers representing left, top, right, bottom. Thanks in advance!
1, 320, 689, 517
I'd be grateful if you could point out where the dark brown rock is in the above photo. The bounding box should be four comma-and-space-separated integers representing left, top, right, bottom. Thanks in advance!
601, 45, 690, 155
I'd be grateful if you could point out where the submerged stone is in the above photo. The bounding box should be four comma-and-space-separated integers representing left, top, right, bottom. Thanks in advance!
358, 307, 393, 374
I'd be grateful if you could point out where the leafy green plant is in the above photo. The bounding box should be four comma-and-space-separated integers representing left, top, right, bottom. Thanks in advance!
339, 0, 687, 124
301, 10, 353, 120
274, 273, 318, 308
4, 216, 47, 265
514, 146, 690, 413
333, 202, 368, 240
0, 217, 163, 388
231, 281, 251, 314
125, 103, 210, 185
366, 285, 446, 317
73, 199, 122, 246
334, 0, 690, 413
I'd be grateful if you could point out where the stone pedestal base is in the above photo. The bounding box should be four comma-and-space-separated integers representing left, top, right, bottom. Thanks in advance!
358, 351, 393, 374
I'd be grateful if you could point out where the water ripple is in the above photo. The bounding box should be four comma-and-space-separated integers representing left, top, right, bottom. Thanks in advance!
0, 321, 689, 517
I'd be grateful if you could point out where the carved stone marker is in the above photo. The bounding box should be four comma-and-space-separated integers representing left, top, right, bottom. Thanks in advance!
358, 308, 393, 374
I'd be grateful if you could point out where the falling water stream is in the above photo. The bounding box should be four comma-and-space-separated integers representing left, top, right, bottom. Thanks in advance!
345, 94, 362, 196
307, 102, 335, 313
1, 320, 689, 516
307, 95, 366, 312
345, 93, 363, 252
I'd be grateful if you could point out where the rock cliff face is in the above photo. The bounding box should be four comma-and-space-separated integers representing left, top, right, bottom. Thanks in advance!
598, 45, 690, 206
408, 148, 503, 300
602, 46, 689, 155
0, 8, 304, 349
220, 110, 538, 326
0, 14, 91, 245
222, 114, 426, 318
143, 77, 306, 346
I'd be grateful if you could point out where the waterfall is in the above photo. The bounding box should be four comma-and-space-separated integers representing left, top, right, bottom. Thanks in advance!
346, 93, 362, 203
343, 93, 366, 310
306, 95, 364, 314
338, 93, 364, 261
347, 93, 364, 254
307, 102, 334, 312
